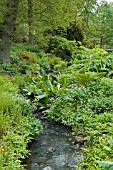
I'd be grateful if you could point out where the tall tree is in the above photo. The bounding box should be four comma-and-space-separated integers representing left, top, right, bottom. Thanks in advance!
28, 0, 34, 44
91, 0, 113, 48
0, 0, 19, 64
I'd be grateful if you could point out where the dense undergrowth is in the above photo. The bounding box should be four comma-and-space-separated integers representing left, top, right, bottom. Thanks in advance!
0, 78, 42, 169
0, 36, 113, 169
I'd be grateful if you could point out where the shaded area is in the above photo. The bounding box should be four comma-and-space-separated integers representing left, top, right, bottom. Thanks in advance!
24, 118, 82, 170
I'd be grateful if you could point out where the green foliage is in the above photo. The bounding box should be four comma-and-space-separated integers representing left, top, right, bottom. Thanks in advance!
0, 43, 40, 75
0, 76, 42, 169
1, 0, 113, 168
61, 47, 112, 87
45, 22, 84, 43
37, 53, 67, 73
1, 64, 18, 75
46, 36, 78, 61
46, 68, 113, 169
89, 58, 113, 77
47, 78, 113, 124
66, 22, 84, 42
99, 161, 113, 170
19, 73, 66, 109
17, 51, 38, 63
1, 41, 113, 170
48, 26, 67, 38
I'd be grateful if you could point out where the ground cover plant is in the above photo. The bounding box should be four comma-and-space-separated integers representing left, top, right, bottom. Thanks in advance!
47, 78, 113, 169
0, 75, 42, 169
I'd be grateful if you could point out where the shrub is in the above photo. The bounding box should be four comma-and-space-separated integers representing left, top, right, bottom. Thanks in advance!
37, 53, 67, 73
17, 52, 38, 63
46, 36, 78, 61
66, 22, 84, 42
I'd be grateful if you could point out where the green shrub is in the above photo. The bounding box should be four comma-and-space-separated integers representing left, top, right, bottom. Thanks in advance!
46, 36, 78, 61
37, 53, 67, 73
66, 22, 84, 42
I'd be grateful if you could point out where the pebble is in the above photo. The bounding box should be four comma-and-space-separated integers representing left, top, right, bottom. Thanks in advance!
42, 166, 52, 170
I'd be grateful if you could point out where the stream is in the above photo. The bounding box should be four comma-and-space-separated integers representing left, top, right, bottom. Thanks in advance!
24, 117, 82, 170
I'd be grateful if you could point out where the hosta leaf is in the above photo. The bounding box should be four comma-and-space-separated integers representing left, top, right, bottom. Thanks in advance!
98, 161, 113, 170
103, 146, 111, 151
106, 71, 113, 77
36, 93, 47, 100
100, 68, 109, 72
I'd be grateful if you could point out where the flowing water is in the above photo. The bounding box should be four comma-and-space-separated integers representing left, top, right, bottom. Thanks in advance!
24, 119, 82, 170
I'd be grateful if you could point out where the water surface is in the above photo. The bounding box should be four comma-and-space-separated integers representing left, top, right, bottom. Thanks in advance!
24, 120, 82, 170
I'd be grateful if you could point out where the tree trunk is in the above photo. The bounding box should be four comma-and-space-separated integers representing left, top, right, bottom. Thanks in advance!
100, 37, 103, 48
28, 0, 34, 45
0, 0, 19, 64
